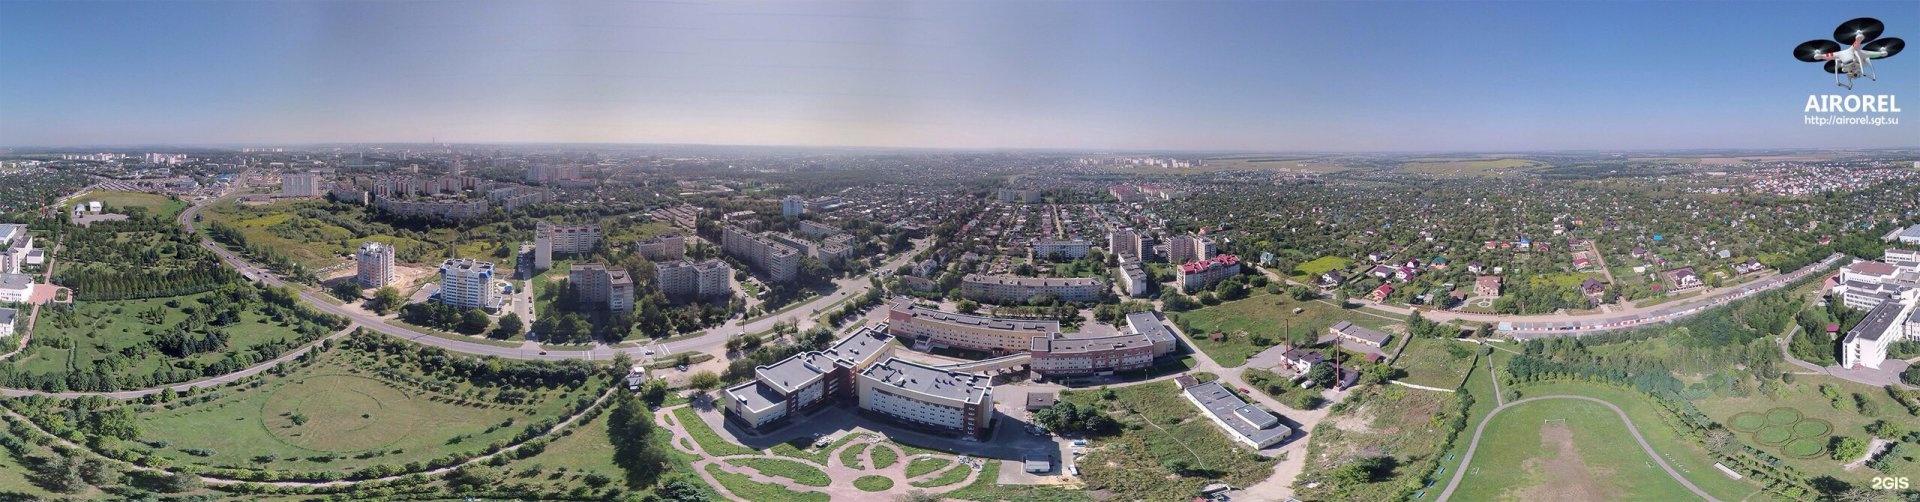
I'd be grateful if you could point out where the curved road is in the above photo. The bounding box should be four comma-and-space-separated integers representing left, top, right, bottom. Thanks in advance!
1260, 253, 1843, 337
1436, 395, 1719, 502
176, 187, 923, 362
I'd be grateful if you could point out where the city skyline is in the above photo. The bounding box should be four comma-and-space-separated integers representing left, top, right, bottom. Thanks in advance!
2, 0, 1915, 151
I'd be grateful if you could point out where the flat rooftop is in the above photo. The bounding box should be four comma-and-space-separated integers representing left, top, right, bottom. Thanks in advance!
724, 380, 787, 414
894, 301, 1059, 332
1845, 300, 1906, 344
963, 274, 1101, 287
861, 356, 990, 404
1185, 381, 1291, 447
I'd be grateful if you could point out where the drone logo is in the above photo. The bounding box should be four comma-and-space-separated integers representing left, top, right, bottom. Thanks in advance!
1794, 17, 1904, 90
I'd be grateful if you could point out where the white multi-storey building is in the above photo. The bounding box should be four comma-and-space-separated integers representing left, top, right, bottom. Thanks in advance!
355, 241, 396, 288
436, 258, 499, 310
0, 224, 33, 274
722, 326, 896, 429
1117, 261, 1149, 297
535, 222, 601, 270
857, 357, 994, 438
1842, 292, 1920, 370
0, 273, 31, 303
281, 172, 321, 197
0, 308, 15, 338
656, 259, 730, 300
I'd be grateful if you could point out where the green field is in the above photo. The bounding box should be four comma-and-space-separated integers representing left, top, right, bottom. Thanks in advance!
1173, 290, 1397, 367
1296, 383, 1464, 501
1293, 255, 1351, 278
1510, 383, 1761, 500
1448, 398, 1698, 501
1394, 337, 1477, 389
1692, 374, 1909, 484
15, 291, 329, 384
726, 457, 830, 487
69, 189, 188, 220
1060, 380, 1274, 500
855, 474, 894, 491
137, 347, 596, 475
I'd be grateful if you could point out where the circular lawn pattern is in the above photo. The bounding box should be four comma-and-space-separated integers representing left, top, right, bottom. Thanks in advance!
854, 475, 895, 492
1726, 412, 1766, 432
260, 374, 418, 452
1754, 426, 1793, 446
1790, 419, 1831, 439
1783, 438, 1827, 458
1763, 407, 1802, 426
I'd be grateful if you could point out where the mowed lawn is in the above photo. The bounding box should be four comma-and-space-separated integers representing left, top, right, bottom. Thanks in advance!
1060, 381, 1274, 500
1172, 290, 1397, 367
1393, 337, 1476, 389
13, 293, 309, 378
140, 356, 592, 473
1692, 374, 1911, 485
70, 189, 188, 220
1450, 398, 1695, 501
1510, 383, 1760, 500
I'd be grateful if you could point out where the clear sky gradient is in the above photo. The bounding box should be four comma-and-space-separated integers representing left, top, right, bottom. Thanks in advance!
2, 1, 1914, 151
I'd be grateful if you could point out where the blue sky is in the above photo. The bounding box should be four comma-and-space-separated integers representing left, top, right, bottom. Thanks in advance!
1, 0, 1914, 151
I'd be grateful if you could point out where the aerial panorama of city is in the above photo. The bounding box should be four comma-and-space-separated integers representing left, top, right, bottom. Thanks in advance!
0, 1, 1917, 501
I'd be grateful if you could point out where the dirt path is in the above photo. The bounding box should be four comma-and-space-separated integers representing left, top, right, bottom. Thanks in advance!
1436, 395, 1719, 502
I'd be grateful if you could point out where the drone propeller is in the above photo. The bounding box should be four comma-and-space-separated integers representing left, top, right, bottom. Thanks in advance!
1834, 17, 1884, 44
1864, 37, 1904, 58
1823, 60, 1839, 74
1795, 39, 1842, 62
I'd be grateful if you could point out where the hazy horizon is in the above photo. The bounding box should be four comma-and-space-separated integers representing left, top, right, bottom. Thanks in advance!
3, 0, 1916, 151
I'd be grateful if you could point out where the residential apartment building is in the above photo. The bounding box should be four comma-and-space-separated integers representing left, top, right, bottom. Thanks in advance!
355, 241, 396, 288
436, 259, 500, 310
1178, 254, 1241, 293
569, 263, 634, 312
281, 172, 321, 197
782, 195, 805, 217
960, 274, 1105, 304
723, 326, 896, 429
797, 220, 841, 238
1031, 239, 1091, 260
996, 188, 1042, 203
656, 259, 730, 301
635, 233, 686, 261
887, 300, 1060, 354
1108, 228, 1143, 261
1168, 234, 1216, 265
857, 357, 994, 438
1028, 311, 1179, 377
375, 197, 488, 220
535, 222, 602, 270
524, 165, 579, 183
721, 225, 798, 283
486, 185, 549, 211
0, 308, 15, 338
1117, 261, 1149, 297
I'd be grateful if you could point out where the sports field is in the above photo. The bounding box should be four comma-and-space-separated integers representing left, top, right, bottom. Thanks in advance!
1449, 398, 1695, 501
67, 189, 188, 220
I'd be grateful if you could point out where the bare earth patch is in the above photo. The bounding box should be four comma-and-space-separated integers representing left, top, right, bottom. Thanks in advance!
1514, 420, 1614, 502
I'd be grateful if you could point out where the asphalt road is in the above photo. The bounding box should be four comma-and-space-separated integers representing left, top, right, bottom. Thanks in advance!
1436, 395, 1720, 502
176, 186, 924, 361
